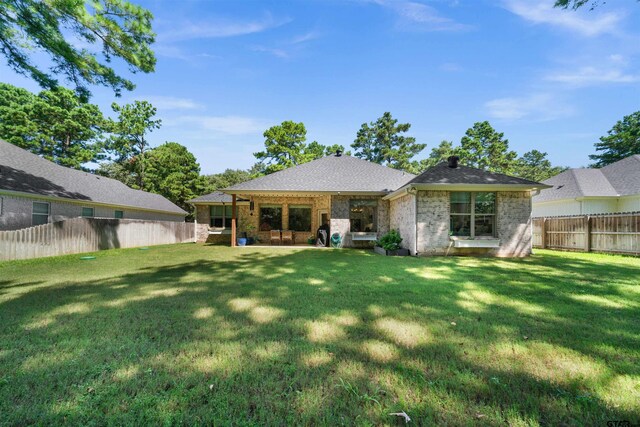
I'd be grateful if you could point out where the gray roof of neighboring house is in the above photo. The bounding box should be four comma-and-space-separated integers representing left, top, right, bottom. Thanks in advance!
0, 140, 186, 215
224, 154, 415, 193
405, 162, 545, 186
601, 154, 640, 196
189, 191, 248, 204
534, 155, 640, 203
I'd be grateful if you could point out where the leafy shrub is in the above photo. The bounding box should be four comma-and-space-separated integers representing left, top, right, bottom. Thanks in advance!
376, 229, 403, 251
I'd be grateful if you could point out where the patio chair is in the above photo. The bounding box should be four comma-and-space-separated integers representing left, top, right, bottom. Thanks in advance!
281, 230, 293, 246
270, 230, 281, 245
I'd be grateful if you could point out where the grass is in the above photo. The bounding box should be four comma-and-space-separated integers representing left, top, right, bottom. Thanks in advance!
0, 244, 639, 426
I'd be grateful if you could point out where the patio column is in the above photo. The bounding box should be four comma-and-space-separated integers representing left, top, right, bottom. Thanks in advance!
231, 194, 237, 247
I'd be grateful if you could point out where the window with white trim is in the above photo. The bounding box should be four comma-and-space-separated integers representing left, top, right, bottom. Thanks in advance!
450, 192, 496, 237
349, 199, 378, 232
210, 205, 236, 228
32, 202, 50, 225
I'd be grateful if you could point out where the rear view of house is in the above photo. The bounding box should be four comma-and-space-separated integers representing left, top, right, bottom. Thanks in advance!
0, 140, 186, 231
191, 151, 549, 256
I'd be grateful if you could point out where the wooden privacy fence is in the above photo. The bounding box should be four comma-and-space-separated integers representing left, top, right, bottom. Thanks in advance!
0, 218, 194, 261
533, 213, 640, 255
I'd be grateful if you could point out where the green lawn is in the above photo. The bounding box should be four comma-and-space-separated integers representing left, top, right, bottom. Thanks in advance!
0, 245, 639, 426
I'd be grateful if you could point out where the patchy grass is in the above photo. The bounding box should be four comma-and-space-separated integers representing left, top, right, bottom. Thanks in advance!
0, 245, 639, 425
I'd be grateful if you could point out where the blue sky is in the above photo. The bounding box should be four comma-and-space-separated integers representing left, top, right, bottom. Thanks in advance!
1, 0, 639, 174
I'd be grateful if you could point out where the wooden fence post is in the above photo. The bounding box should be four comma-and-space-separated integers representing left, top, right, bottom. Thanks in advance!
541, 218, 547, 249
585, 215, 592, 252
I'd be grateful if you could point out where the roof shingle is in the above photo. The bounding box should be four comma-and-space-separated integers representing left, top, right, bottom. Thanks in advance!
225, 154, 415, 193
535, 155, 640, 203
406, 162, 545, 186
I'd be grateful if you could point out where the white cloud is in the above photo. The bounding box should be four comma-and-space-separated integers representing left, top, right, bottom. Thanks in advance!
290, 30, 322, 44
485, 93, 573, 122
372, 0, 471, 32
503, 0, 622, 37
141, 96, 204, 111
251, 45, 290, 59
168, 115, 270, 135
158, 13, 290, 42
546, 66, 640, 86
545, 55, 640, 87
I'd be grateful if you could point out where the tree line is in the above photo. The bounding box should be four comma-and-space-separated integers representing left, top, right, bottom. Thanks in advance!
2, 82, 639, 220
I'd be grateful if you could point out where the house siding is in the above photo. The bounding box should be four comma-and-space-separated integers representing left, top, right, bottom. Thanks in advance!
389, 193, 416, 255
0, 194, 184, 231
414, 190, 533, 257
533, 197, 640, 217
330, 195, 389, 248
495, 191, 532, 257
416, 191, 450, 255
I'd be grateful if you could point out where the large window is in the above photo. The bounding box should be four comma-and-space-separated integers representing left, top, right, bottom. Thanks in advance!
289, 205, 312, 232
32, 202, 50, 226
349, 199, 378, 232
259, 205, 282, 231
450, 192, 495, 237
210, 205, 236, 228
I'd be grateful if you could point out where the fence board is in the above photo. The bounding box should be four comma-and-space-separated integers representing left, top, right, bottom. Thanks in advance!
533, 213, 640, 255
0, 218, 194, 261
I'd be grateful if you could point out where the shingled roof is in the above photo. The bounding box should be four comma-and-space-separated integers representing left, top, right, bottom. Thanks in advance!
534, 155, 640, 203
0, 140, 186, 215
189, 191, 248, 204
224, 154, 415, 194
405, 162, 545, 186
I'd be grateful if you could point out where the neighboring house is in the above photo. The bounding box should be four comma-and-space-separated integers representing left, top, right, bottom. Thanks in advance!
0, 140, 187, 231
532, 155, 640, 217
190, 151, 549, 256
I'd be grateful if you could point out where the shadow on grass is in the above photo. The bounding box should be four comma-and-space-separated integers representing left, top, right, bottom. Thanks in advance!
0, 248, 638, 425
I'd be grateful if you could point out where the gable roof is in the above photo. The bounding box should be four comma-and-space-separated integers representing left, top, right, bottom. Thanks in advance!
189, 191, 248, 204
0, 140, 186, 215
224, 154, 415, 194
601, 155, 640, 196
406, 162, 545, 186
534, 155, 640, 203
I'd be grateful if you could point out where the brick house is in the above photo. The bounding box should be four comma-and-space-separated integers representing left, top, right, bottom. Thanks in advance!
190, 151, 550, 256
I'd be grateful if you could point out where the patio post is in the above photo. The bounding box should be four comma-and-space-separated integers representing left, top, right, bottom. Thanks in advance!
231, 194, 237, 247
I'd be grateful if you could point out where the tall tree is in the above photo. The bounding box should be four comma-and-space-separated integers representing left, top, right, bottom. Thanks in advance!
142, 142, 205, 217
512, 150, 567, 182
254, 121, 326, 174
0, 0, 156, 99
351, 112, 425, 171
457, 121, 517, 174
589, 111, 640, 167
0, 83, 105, 169
107, 100, 161, 189
203, 168, 253, 193
408, 140, 455, 174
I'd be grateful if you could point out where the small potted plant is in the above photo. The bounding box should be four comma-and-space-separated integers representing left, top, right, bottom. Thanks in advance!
245, 222, 257, 245
374, 229, 410, 256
